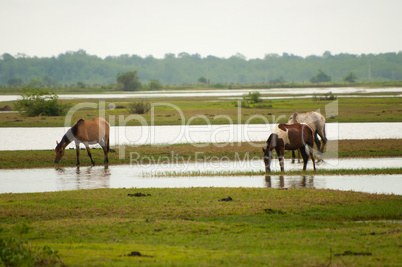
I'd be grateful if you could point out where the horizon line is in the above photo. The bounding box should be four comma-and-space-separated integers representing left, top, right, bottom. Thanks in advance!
2, 49, 402, 61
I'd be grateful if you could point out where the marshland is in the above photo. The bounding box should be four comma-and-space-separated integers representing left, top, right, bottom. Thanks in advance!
0, 87, 401, 266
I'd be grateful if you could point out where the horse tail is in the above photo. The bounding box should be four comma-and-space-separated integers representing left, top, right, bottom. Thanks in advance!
302, 123, 315, 149
107, 136, 116, 153
323, 124, 328, 142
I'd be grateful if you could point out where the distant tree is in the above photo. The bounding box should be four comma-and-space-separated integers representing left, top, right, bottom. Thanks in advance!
1, 50, 402, 86
76, 81, 86, 88
164, 53, 176, 59
1, 53, 14, 61
28, 77, 43, 88
42, 75, 59, 87
148, 79, 163, 90
310, 69, 331, 83
116, 71, 142, 91
233, 53, 247, 60
198, 77, 208, 84
269, 76, 286, 84
7, 77, 23, 87
238, 74, 247, 83
343, 72, 358, 83
322, 51, 332, 58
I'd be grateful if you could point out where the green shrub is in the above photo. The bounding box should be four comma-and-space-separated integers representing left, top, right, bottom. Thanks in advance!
325, 91, 337, 100
246, 91, 262, 103
129, 100, 151, 114
233, 91, 263, 108
0, 238, 64, 266
15, 89, 70, 117
212, 83, 226, 89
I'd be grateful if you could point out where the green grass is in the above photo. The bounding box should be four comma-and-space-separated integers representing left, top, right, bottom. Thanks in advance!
0, 188, 401, 266
0, 139, 401, 169
0, 95, 401, 127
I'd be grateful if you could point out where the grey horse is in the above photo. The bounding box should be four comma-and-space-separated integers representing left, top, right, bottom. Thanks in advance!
288, 111, 327, 160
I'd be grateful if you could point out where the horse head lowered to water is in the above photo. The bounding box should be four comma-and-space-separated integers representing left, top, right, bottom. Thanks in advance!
54, 117, 110, 166
262, 123, 316, 173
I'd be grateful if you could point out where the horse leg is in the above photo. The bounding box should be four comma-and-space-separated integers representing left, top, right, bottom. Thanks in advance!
308, 144, 316, 171
84, 142, 95, 166
291, 150, 296, 163
101, 137, 109, 165
300, 146, 309, 171
321, 135, 327, 154
319, 127, 328, 154
75, 142, 80, 166
314, 132, 322, 154
277, 147, 285, 172
267, 150, 272, 172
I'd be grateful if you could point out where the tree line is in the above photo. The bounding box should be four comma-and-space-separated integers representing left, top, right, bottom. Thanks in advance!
1, 50, 401, 88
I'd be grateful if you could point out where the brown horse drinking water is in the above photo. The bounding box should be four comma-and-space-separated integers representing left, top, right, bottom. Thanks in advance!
54, 117, 110, 166
262, 123, 316, 172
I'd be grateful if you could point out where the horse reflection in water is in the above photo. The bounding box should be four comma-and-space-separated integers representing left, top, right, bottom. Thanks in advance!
55, 166, 111, 191
265, 175, 314, 189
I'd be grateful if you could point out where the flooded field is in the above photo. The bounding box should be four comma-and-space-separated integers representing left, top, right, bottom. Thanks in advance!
1, 87, 402, 102
1, 158, 400, 194
1, 88, 400, 195
1, 122, 401, 151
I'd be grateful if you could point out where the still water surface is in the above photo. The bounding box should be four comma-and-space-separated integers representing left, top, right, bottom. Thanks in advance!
1, 122, 401, 151
1, 87, 402, 102
1, 158, 400, 194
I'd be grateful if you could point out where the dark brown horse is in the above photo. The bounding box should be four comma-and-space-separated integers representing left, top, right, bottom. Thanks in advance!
262, 123, 316, 172
55, 117, 110, 166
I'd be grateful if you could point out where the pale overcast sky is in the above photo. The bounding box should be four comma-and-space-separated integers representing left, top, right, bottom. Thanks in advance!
1, 0, 401, 59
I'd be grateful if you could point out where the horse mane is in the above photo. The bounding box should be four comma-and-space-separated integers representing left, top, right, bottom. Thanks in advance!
292, 112, 298, 121
71, 119, 84, 136
57, 119, 84, 149
266, 134, 273, 147
266, 133, 278, 151
56, 133, 71, 150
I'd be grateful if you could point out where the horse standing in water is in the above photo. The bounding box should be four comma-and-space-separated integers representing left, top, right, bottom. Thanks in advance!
54, 117, 110, 166
262, 123, 316, 172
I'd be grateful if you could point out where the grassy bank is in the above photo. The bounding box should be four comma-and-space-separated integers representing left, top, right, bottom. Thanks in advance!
0, 96, 401, 127
0, 188, 401, 266
0, 139, 401, 169
154, 168, 402, 177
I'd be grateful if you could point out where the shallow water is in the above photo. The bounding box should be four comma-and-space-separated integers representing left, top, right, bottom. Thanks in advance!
1, 158, 401, 194
1, 87, 402, 102
1, 122, 401, 151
